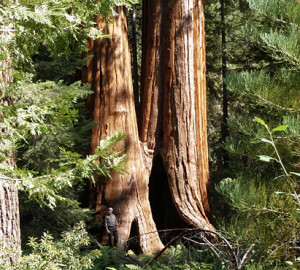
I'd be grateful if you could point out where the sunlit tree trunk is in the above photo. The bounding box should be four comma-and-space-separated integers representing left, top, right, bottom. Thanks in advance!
140, 0, 213, 230
82, 7, 163, 253
0, 177, 21, 256
0, 49, 21, 261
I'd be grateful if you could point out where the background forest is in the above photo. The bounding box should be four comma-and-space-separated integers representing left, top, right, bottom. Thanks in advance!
0, 0, 299, 269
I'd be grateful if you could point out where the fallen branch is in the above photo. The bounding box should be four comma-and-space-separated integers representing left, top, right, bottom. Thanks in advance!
139, 228, 254, 270
142, 228, 218, 269
116, 254, 144, 267
238, 243, 255, 270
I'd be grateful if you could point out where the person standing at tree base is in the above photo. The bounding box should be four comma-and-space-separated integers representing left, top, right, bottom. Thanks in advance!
104, 207, 118, 247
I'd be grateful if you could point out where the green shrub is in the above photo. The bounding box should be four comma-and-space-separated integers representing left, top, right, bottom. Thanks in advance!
0, 222, 100, 270
216, 119, 300, 266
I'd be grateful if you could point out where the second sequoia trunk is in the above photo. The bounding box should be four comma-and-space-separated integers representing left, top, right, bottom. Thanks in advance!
140, 0, 212, 230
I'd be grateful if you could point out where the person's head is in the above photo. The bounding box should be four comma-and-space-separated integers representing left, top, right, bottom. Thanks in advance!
108, 207, 113, 215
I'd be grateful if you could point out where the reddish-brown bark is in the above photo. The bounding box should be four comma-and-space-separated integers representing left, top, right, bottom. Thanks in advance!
82, 8, 163, 253
140, 0, 212, 230
83, 0, 213, 252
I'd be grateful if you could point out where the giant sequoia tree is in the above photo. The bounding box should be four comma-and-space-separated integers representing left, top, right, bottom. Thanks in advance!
84, 0, 213, 252
82, 8, 164, 252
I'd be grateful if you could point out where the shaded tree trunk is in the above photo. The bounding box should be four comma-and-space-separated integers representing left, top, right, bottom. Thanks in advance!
81, 38, 97, 208
140, 0, 213, 230
221, 0, 229, 168
130, 4, 140, 114
82, 7, 163, 253
0, 53, 21, 261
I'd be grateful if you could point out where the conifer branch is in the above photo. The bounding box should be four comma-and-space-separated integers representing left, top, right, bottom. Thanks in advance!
256, 94, 300, 113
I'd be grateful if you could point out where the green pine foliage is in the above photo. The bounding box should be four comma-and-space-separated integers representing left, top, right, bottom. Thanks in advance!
0, 0, 137, 66
212, 0, 300, 266
205, 0, 261, 176
0, 73, 127, 210
223, 0, 300, 172
217, 121, 300, 266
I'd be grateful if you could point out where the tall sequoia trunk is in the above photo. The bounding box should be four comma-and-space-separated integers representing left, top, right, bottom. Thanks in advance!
82, 7, 163, 253
0, 51, 21, 260
140, 0, 213, 230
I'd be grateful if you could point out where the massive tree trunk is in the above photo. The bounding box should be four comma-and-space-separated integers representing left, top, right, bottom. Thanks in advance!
83, 0, 213, 252
140, 0, 213, 230
82, 7, 163, 253
0, 51, 21, 260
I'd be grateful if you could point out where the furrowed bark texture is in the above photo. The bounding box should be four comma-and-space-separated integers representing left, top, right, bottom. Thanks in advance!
140, 0, 213, 230
82, 7, 163, 253
0, 181, 21, 250
0, 55, 21, 259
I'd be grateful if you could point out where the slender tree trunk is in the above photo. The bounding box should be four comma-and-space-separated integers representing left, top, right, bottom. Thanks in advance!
221, 0, 229, 168
82, 7, 163, 253
0, 179, 21, 255
131, 4, 140, 115
140, 0, 213, 230
81, 38, 97, 208
0, 51, 21, 261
